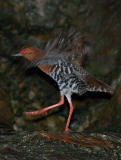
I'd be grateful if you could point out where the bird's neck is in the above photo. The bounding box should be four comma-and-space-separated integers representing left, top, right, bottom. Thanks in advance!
38, 64, 52, 75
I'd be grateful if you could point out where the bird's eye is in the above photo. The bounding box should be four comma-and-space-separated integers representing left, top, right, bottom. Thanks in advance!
22, 49, 26, 54
21, 49, 28, 55
21, 48, 31, 55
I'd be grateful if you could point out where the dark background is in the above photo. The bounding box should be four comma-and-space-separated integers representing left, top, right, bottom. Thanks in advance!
0, 0, 121, 132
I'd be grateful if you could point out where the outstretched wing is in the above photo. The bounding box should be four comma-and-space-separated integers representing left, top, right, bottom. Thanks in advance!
74, 66, 113, 94
36, 29, 91, 67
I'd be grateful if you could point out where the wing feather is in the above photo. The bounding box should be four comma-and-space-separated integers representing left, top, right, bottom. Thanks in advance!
36, 29, 91, 66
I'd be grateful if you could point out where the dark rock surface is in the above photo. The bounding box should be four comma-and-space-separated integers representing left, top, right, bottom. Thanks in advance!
0, 130, 121, 160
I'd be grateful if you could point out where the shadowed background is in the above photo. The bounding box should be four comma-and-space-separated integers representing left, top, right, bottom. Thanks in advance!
0, 0, 121, 132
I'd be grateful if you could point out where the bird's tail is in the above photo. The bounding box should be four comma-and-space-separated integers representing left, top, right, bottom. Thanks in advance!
85, 75, 113, 94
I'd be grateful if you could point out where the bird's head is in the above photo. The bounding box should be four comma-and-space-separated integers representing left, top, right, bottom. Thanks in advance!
13, 46, 43, 62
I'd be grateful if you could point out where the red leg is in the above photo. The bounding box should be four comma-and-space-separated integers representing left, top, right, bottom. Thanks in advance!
24, 96, 64, 116
65, 102, 74, 132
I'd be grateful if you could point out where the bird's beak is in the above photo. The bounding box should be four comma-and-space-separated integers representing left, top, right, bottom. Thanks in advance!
12, 53, 21, 56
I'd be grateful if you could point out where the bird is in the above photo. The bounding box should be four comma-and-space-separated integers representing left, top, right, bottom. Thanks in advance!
13, 29, 113, 132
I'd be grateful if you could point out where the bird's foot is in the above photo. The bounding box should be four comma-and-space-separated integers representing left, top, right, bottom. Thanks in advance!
65, 128, 72, 132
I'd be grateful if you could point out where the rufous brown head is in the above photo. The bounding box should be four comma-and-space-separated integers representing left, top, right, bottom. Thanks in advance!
13, 46, 44, 62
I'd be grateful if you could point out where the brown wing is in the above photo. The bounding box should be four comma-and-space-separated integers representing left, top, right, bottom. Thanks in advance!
36, 29, 91, 67
85, 74, 113, 94
74, 66, 113, 94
